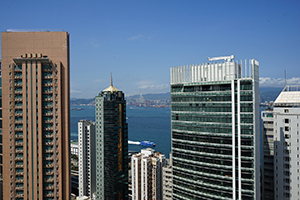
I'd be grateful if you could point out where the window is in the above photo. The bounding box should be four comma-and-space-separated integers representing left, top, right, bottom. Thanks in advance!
285, 119, 289, 123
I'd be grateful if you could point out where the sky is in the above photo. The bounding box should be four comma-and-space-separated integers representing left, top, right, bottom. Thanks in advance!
1, 0, 300, 98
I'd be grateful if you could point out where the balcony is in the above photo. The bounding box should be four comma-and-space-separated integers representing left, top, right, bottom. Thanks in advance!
16, 186, 24, 190
15, 113, 23, 117
16, 172, 24, 175
43, 68, 52, 72
15, 91, 23, 94
16, 194, 24, 198
44, 119, 53, 124
43, 98, 53, 102
44, 134, 53, 138
44, 193, 54, 197
14, 76, 22, 80
15, 135, 23, 139
15, 98, 23, 102
15, 179, 24, 183
43, 112, 53, 116
45, 157, 54, 161
15, 164, 24, 168
43, 90, 53, 94
44, 186, 54, 190
44, 171, 54, 175
15, 142, 23, 146
14, 68, 22, 72
15, 157, 23, 161
43, 83, 53, 87
15, 127, 23, 131
44, 149, 53, 153
15, 105, 23, 109
44, 178, 54, 183
15, 119, 23, 124
14, 83, 22, 87
45, 142, 54, 146
43, 105, 53, 109
45, 164, 54, 168
43, 127, 53, 131
43, 76, 53, 79
15, 150, 23, 153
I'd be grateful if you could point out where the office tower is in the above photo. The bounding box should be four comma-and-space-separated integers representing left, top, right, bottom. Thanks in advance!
131, 148, 166, 200
163, 153, 172, 200
1, 31, 70, 199
170, 56, 260, 200
78, 120, 96, 197
261, 109, 274, 200
272, 85, 300, 199
95, 80, 128, 199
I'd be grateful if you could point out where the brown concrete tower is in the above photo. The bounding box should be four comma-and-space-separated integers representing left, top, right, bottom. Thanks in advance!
1, 31, 70, 200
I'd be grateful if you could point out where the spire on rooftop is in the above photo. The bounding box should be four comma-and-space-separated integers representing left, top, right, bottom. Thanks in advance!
103, 73, 120, 93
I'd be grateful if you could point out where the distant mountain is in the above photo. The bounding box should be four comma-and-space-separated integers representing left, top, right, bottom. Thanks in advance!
71, 98, 94, 105
127, 92, 170, 101
260, 87, 282, 102
70, 87, 283, 105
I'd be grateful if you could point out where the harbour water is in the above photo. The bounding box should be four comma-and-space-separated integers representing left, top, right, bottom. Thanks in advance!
71, 106, 171, 157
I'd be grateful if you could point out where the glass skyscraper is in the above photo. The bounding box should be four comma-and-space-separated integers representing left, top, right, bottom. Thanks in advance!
170, 56, 260, 200
95, 81, 128, 200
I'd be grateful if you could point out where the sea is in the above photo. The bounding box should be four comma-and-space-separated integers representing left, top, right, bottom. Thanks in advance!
71, 105, 267, 160
71, 106, 171, 158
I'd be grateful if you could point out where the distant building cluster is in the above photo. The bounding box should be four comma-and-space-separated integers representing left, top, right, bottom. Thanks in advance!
0, 31, 300, 200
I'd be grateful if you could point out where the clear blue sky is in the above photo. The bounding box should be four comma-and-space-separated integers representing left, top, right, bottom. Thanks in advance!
1, 0, 300, 98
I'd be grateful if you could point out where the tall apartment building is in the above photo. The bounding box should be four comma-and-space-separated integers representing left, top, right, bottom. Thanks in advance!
131, 148, 166, 200
95, 81, 128, 199
78, 120, 96, 198
273, 85, 300, 199
170, 56, 260, 200
1, 31, 70, 199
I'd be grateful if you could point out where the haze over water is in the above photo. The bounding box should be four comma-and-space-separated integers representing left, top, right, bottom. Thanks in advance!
71, 106, 171, 157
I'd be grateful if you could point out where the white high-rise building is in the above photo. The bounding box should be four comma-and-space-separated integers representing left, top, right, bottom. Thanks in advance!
78, 120, 96, 198
131, 148, 166, 200
273, 85, 300, 199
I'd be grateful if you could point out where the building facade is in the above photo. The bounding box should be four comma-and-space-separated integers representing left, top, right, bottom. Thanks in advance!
170, 56, 260, 200
78, 120, 96, 198
163, 154, 172, 200
273, 85, 300, 199
95, 82, 128, 199
261, 109, 275, 200
131, 148, 166, 200
1, 31, 70, 199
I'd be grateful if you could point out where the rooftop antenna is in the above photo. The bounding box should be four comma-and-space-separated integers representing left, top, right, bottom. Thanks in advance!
285, 70, 286, 87
111, 73, 113, 86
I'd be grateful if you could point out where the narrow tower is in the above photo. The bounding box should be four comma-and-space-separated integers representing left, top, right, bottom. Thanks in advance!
95, 76, 128, 199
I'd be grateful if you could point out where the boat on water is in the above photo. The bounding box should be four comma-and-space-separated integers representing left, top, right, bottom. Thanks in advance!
140, 141, 156, 147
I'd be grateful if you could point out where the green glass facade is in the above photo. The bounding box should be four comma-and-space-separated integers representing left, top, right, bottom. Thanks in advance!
170, 59, 260, 200
95, 87, 128, 200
